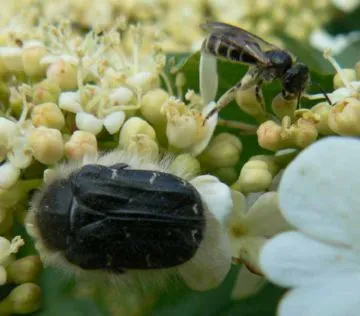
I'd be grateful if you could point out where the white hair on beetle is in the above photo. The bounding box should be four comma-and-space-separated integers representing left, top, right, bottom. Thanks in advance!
26, 149, 232, 292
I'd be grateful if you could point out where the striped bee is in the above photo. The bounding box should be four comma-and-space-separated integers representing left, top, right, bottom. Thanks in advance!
201, 21, 310, 119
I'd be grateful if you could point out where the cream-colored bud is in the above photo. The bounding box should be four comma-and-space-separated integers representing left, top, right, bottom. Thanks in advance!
236, 160, 273, 193
119, 117, 156, 148
109, 87, 134, 105
355, 61, 360, 80
140, 89, 169, 127
127, 135, 159, 161
126, 72, 157, 91
31, 102, 65, 130
235, 87, 266, 121
9, 88, 23, 117
170, 154, 201, 180
0, 162, 20, 190
59, 91, 82, 113
0, 47, 24, 73
250, 155, 280, 176
212, 167, 238, 185
28, 127, 64, 165
328, 97, 360, 135
64, 131, 97, 161
291, 119, 318, 148
8, 283, 41, 314
333, 69, 356, 89
75, 112, 103, 135
198, 133, 242, 168
311, 102, 334, 135
6, 256, 42, 284
166, 115, 197, 149
271, 93, 297, 119
46, 59, 78, 91
257, 120, 285, 151
22, 42, 47, 77
0, 208, 13, 235
32, 79, 61, 105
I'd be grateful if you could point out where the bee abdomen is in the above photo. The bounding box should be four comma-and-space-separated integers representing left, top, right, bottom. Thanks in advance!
202, 34, 257, 64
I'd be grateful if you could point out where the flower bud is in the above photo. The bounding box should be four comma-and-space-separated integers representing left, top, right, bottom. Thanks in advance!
0, 47, 24, 73
7, 138, 33, 169
127, 135, 159, 161
271, 93, 297, 119
166, 115, 197, 149
46, 57, 78, 90
311, 102, 334, 135
59, 91, 82, 113
0, 162, 20, 189
7, 283, 41, 314
170, 154, 201, 180
75, 112, 103, 135
140, 89, 169, 127
236, 160, 273, 193
0, 208, 13, 235
9, 88, 23, 117
198, 133, 242, 168
31, 102, 65, 130
119, 117, 156, 148
235, 87, 266, 121
212, 167, 238, 185
6, 256, 42, 284
291, 118, 318, 148
0, 236, 24, 266
22, 41, 47, 77
257, 120, 288, 151
103, 111, 126, 135
109, 87, 134, 105
28, 127, 64, 165
126, 72, 158, 91
333, 69, 356, 89
64, 131, 98, 161
32, 79, 61, 105
328, 97, 360, 135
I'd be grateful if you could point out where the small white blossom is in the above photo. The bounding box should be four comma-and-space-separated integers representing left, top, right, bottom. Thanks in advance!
59, 91, 83, 113
75, 112, 104, 135
260, 137, 360, 316
103, 111, 126, 135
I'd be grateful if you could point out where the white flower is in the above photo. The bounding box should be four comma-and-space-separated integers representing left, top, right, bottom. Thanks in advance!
229, 190, 290, 299
331, 0, 359, 12
260, 137, 360, 316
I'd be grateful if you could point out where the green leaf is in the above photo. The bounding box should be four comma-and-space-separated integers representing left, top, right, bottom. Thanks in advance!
336, 38, 360, 68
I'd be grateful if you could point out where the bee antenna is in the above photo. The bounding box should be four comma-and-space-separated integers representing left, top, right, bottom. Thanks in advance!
311, 82, 332, 105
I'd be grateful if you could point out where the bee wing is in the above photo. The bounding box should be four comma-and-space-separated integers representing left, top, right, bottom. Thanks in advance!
201, 21, 279, 66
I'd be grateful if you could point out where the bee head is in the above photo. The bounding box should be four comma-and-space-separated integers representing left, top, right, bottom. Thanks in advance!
282, 63, 310, 96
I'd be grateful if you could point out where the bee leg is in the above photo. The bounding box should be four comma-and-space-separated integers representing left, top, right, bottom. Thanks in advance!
217, 118, 258, 134
254, 82, 266, 112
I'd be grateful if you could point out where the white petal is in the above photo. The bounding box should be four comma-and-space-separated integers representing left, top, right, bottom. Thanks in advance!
279, 275, 360, 316
245, 192, 290, 237
260, 231, 359, 288
109, 87, 134, 105
75, 112, 103, 135
279, 137, 360, 247
103, 111, 126, 134
59, 92, 82, 113
231, 266, 266, 300
200, 53, 218, 105
188, 102, 218, 156
178, 208, 232, 291
0, 162, 20, 189
190, 175, 232, 226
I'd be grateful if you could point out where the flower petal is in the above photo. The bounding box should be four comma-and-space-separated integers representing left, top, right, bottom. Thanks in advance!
279, 137, 360, 246
200, 53, 218, 105
279, 275, 360, 316
260, 231, 358, 288
178, 208, 232, 291
244, 192, 291, 237
231, 266, 266, 300
190, 175, 232, 226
